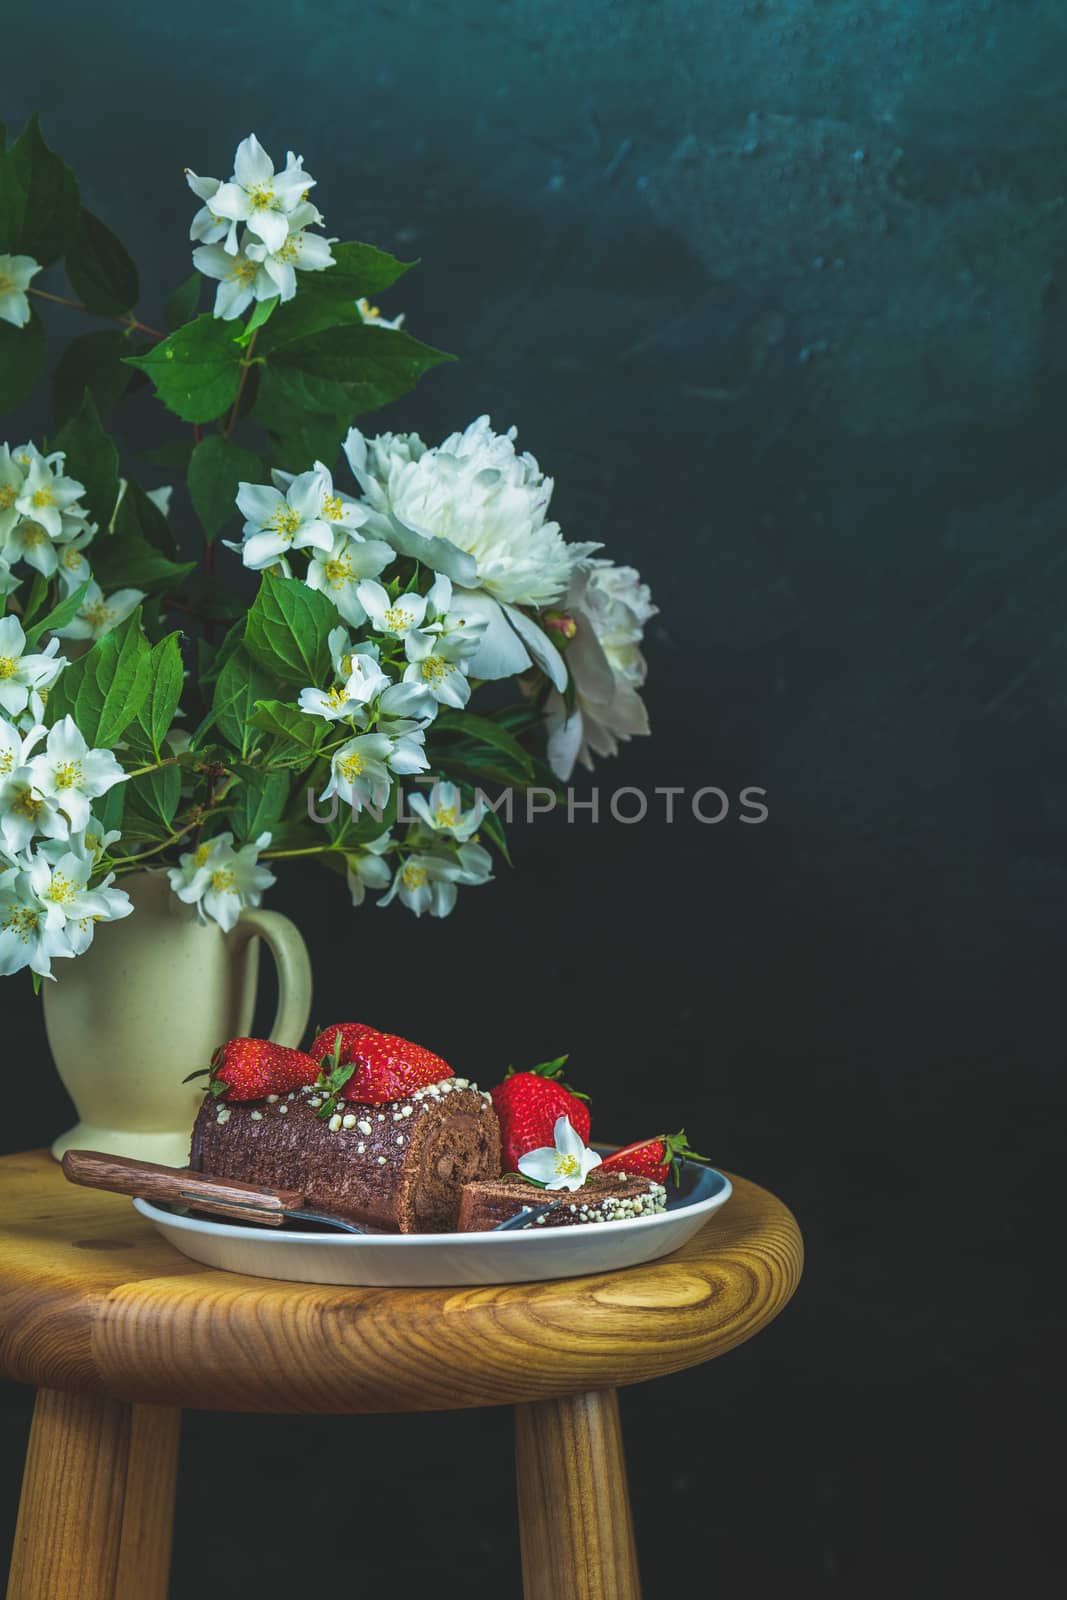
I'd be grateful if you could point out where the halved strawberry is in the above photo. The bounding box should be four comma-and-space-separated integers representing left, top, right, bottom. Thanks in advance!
490, 1056, 591, 1171
185, 1038, 321, 1103
599, 1130, 706, 1186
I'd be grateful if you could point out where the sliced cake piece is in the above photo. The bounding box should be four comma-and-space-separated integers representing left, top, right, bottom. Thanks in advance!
190, 1077, 500, 1232
457, 1169, 667, 1232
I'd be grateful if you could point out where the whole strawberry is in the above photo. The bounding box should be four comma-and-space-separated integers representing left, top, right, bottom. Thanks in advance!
189, 1038, 321, 1103
600, 1130, 706, 1186
491, 1056, 591, 1171
337, 1029, 454, 1105
309, 1022, 377, 1066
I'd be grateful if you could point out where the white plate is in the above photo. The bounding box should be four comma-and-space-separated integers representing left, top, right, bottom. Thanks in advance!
132, 1161, 732, 1286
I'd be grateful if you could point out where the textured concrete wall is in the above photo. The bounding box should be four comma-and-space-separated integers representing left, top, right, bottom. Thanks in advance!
1, 4, 1062, 1592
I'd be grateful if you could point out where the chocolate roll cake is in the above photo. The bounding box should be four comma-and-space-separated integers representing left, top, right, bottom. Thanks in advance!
457, 1169, 667, 1231
190, 1076, 501, 1232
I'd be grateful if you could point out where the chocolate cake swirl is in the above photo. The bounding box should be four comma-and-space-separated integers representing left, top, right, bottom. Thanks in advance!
190, 1077, 501, 1232
456, 1169, 667, 1231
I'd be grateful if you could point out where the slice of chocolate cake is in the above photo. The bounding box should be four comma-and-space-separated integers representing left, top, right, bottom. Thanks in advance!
190, 1077, 501, 1232
457, 1169, 667, 1231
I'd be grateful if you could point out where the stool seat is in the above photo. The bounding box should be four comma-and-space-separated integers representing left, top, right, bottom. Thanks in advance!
0, 1149, 802, 1599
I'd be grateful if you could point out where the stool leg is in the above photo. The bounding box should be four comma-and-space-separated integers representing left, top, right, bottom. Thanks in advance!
6, 1389, 180, 1600
514, 1388, 642, 1600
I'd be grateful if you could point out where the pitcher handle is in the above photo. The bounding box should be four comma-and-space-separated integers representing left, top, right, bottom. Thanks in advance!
235, 909, 313, 1048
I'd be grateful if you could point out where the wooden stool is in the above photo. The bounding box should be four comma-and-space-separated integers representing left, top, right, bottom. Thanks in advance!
0, 1150, 802, 1599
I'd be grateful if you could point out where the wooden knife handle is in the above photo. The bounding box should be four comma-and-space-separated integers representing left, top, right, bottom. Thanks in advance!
61, 1149, 306, 1226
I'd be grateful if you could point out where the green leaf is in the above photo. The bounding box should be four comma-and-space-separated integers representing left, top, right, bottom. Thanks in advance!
125, 764, 181, 834
141, 438, 195, 474
213, 648, 275, 756
64, 208, 139, 316
228, 770, 290, 842
187, 434, 263, 543
431, 711, 536, 776
165, 274, 201, 331
111, 476, 177, 555
244, 573, 335, 686
19, 571, 49, 630
23, 579, 91, 647
52, 329, 132, 426
253, 371, 345, 473
265, 323, 454, 418
128, 633, 185, 759
235, 295, 278, 346
50, 390, 120, 525
257, 243, 414, 354
47, 608, 152, 746
249, 700, 327, 761
0, 114, 79, 265
0, 312, 45, 410
124, 314, 244, 423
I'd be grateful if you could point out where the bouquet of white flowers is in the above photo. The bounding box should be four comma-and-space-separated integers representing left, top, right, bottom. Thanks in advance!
0, 123, 655, 984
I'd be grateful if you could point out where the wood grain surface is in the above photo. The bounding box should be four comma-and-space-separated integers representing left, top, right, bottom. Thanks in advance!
0, 1150, 802, 1414
515, 1390, 642, 1600
6, 1390, 179, 1600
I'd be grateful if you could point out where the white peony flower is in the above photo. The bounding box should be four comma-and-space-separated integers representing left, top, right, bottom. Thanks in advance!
209, 135, 318, 255
517, 1114, 603, 1191
26, 716, 127, 833
544, 561, 655, 781
304, 531, 394, 626
229, 469, 334, 569
52, 580, 144, 641
407, 780, 484, 842
356, 297, 405, 331
0, 254, 41, 329
0, 861, 72, 978
167, 830, 276, 933
344, 832, 393, 907
0, 617, 66, 718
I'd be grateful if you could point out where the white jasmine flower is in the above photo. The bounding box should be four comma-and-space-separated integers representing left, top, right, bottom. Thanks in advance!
146, 485, 174, 518
0, 557, 19, 599
379, 851, 464, 919
354, 578, 429, 639
304, 531, 394, 626
356, 297, 405, 331
517, 1115, 603, 1192
54, 523, 96, 592
167, 830, 276, 933
27, 846, 132, 951
345, 832, 393, 907
51, 581, 144, 641
298, 650, 390, 722
185, 170, 237, 250
193, 241, 279, 320
544, 561, 654, 780
26, 716, 127, 833
0, 617, 66, 717
0, 254, 41, 329
0, 715, 43, 781
210, 135, 317, 255
407, 780, 484, 842
230, 469, 334, 569
69, 812, 122, 866
244, 204, 336, 299
273, 461, 369, 538
0, 445, 28, 541
402, 629, 472, 708
328, 625, 377, 679
0, 862, 72, 978
320, 728, 429, 815
377, 681, 438, 729
14, 454, 87, 542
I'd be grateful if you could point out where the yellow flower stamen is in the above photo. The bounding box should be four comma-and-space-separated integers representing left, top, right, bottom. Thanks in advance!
338, 752, 364, 780
210, 867, 236, 892
0, 656, 17, 680
53, 761, 83, 791
383, 605, 414, 631
554, 1153, 580, 1179
0, 485, 17, 510
419, 655, 447, 686
401, 864, 428, 890
435, 805, 458, 829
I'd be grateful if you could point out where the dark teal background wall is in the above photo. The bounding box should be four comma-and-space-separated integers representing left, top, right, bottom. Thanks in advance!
2, 3, 1063, 1594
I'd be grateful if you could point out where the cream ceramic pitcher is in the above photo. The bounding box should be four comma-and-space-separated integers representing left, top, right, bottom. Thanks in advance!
43, 870, 313, 1166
